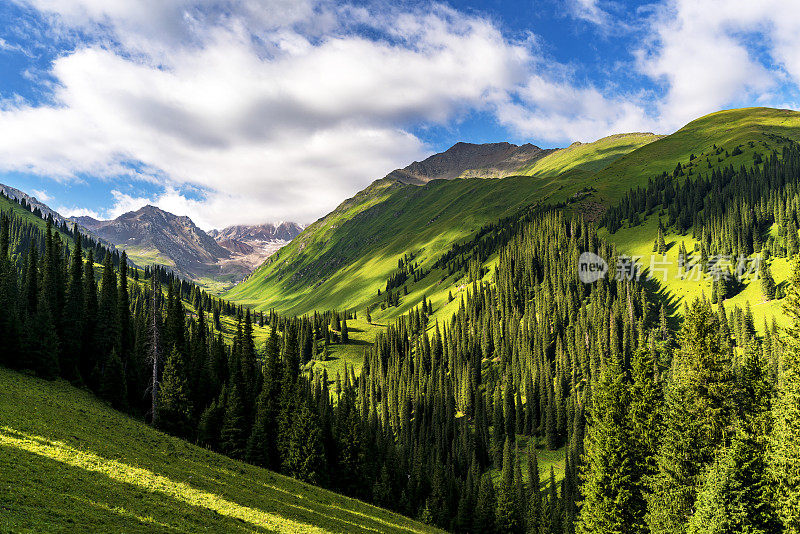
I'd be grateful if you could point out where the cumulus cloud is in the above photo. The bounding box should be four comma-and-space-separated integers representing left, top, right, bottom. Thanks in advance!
31, 188, 51, 201
1, 0, 532, 227
636, 0, 800, 130
5, 0, 800, 228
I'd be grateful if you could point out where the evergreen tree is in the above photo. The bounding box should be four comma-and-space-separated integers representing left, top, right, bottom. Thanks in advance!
60, 225, 83, 381
220, 382, 247, 459
282, 401, 327, 486
770, 259, 800, 533
496, 438, 522, 533
647, 298, 737, 534
578, 358, 642, 534
157, 345, 193, 438
99, 348, 128, 410
474, 472, 497, 534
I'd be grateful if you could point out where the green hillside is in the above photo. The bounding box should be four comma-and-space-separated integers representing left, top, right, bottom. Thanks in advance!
589, 107, 800, 205
226, 107, 800, 338
225, 134, 657, 317
518, 132, 660, 179
0, 368, 439, 533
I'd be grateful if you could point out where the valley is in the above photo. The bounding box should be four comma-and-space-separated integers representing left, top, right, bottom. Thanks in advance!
3, 106, 800, 533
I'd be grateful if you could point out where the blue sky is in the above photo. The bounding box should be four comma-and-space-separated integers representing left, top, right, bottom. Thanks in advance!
0, 0, 798, 229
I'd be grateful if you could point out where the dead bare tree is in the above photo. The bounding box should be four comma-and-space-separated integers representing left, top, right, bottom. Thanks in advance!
148, 275, 162, 426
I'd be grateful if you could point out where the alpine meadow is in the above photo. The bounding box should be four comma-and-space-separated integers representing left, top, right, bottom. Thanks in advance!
4, 1, 800, 533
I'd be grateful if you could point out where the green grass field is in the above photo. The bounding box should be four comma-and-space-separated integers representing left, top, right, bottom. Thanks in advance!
590, 107, 800, 206
600, 212, 791, 332
518, 133, 661, 179
0, 367, 441, 533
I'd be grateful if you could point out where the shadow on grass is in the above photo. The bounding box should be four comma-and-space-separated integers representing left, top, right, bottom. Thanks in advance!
1, 443, 264, 533
0, 425, 431, 534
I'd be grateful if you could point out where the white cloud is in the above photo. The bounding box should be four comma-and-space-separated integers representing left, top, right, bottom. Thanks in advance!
2, 1, 531, 226
635, 0, 800, 130
569, 0, 610, 25
31, 188, 51, 201
6, 0, 800, 228
59, 205, 102, 219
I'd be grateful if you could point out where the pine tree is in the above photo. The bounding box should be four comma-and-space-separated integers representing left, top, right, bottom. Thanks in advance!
157, 346, 193, 438
60, 225, 83, 381
0, 214, 20, 368
474, 472, 497, 534
80, 251, 98, 382
220, 382, 247, 459
647, 298, 737, 534
496, 438, 522, 533
282, 401, 327, 486
689, 433, 779, 534
770, 259, 800, 532
99, 348, 128, 410
760, 258, 776, 300
96, 252, 120, 371
578, 357, 642, 533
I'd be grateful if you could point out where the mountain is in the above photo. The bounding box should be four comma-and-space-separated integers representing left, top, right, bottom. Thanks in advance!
75, 205, 232, 280
385, 141, 553, 184
205, 222, 305, 279
224, 133, 657, 314
210, 221, 305, 243
227, 107, 800, 322
0, 367, 439, 533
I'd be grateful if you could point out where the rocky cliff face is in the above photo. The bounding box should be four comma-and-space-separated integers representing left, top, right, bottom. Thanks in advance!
384, 142, 554, 184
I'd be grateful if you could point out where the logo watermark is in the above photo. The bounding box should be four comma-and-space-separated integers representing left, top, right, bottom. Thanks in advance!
578, 253, 762, 284
578, 252, 609, 283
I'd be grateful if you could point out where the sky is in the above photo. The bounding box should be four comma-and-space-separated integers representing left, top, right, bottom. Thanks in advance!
0, 0, 799, 230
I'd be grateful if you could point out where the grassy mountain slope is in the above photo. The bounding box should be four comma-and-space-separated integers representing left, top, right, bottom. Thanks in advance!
0, 367, 439, 533
517, 132, 660, 179
228, 107, 800, 328
226, 134, 656, 316
228, 176, 556, 315
589, 107, 800, 205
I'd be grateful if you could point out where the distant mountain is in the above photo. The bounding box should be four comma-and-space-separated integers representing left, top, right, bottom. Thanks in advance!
385, 142, 554, 184
209, 222, 304, 274
210, 222, 304, 244
75, 206, 302, 286
76, 205, 231, 279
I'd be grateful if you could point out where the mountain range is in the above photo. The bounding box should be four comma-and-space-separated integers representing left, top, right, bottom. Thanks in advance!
75, 206, 302, 284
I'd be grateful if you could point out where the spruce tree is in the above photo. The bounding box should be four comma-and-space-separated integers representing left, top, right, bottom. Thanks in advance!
220, 382, 247, 459
60, 225, 83, 381
99, 348, 128, 410
770, 259, 800, 532
157, 346, 193, 438
647, 298, 737, 534
282, 401, 327, 486
577, 358, 641, 533
474, 472, 497, 534
496, 438, 522, 533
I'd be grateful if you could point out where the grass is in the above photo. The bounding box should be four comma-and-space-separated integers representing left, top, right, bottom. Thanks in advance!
487, 435, 565, 487
303, 318, 379, 380
600, 212, 791, 332
517, 133, 661, 179
0, 367, 442, 533
122, 245, 177, 269
590, 107, 800, 206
